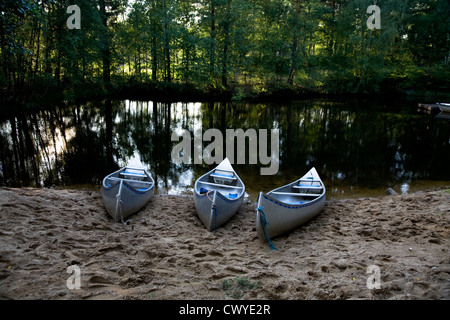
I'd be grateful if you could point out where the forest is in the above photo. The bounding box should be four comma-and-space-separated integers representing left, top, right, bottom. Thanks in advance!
1, 0, 449, 105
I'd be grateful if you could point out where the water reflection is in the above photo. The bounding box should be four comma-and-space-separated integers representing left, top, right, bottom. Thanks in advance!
1, 99, 449, 200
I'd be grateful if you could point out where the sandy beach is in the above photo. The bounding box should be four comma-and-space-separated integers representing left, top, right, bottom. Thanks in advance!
0, 186, 449, 300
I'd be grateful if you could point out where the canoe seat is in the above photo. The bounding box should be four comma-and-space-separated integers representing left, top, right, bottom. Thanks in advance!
199, 187, 240, 200
292, 184, 323, 190
107, 177, 152, 185
211, 172, 235, 179
124, 170, 145, 175
121, 171, 146, 179
210, 170, 237, 185
299, 179, 321, 183
199, 181, 243, 189
271, 191, 319, 197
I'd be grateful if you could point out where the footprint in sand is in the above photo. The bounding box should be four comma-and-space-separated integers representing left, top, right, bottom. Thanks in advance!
87, 274, 115, 287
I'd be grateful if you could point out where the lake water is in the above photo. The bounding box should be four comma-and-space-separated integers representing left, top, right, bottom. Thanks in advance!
1, 98, 449, 201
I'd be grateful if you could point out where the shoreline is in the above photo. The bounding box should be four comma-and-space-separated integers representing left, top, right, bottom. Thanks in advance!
45, 180, 450, 203
3, 78, 450, 119
0, 187, 449, 300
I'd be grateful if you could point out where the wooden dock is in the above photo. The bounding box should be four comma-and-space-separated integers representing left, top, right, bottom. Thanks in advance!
417, 103, 441, 113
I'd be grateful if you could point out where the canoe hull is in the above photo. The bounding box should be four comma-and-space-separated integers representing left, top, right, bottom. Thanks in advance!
194, 190, 244, 232
255, 167, 326, 241
193, 158, 245, 231
256, 192, 325, 241
101, 167, 155, 222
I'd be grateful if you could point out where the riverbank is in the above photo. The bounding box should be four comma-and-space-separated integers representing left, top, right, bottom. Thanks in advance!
3, 76, 450, 113
0, 187, 449, 300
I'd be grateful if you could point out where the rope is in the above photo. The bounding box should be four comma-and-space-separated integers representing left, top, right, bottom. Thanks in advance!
116, 181, 131, 226
257, 206, 279, 251
206, 190, 215, 203
213, 205, 217, 234
205, 189, 218, 234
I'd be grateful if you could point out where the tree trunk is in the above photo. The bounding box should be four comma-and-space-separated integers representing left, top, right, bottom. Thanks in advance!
287, 33, 298, 85
210, 1, 216, 79
221, 0, 231, 88
162, 0, 171, 82
33, 15, 41, 88
184, 44, 190, 84
287, 1, 301, 85
99, 0, 111, 83
152, 36, 158, 81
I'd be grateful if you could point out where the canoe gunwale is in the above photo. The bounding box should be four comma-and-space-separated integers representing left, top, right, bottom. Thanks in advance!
261, 190, 325, 210
121, 180, 153, 195
102, 166, 155, 193
194, 162, 245, 201
103, 180, 120, 191
215, 187, 245, 203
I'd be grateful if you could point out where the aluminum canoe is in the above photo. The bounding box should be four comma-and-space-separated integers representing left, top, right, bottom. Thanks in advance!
255, 167, 326, 248
193, 158, 245, 232
101, 166, 155, 222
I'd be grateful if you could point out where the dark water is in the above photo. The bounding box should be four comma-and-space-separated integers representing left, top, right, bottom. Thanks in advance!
1, 99, 449, 200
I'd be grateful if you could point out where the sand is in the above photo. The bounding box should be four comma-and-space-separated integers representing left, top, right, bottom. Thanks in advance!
0, 186, 449, 300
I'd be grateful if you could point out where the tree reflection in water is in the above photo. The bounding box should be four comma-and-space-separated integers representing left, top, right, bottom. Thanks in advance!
0, 99, 449, 200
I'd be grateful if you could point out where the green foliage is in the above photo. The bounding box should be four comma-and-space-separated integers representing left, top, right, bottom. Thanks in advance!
221, 277, 262, 299
1, 0, 449, 104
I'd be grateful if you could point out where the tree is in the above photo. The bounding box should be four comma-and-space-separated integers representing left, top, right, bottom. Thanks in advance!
406, 0, 450, 75
1, 0, 449, 102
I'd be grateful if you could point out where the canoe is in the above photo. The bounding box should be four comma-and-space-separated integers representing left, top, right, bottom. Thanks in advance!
437, 102, 450, 113
193, 158, 245, 232
255, 167, 326, 249
101, 166, 155, 222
